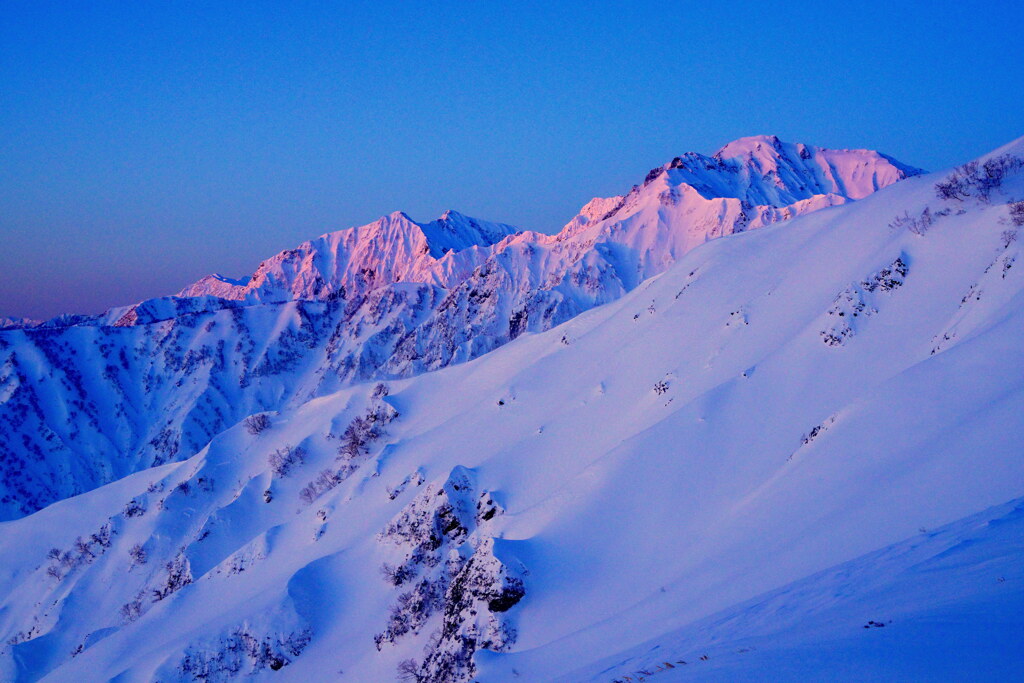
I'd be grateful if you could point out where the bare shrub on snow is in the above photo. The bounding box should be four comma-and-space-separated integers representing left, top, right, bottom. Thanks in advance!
244, 413, 271, 435
129, 543, 147, 566
268, 445, 306, 478
152, 552, 192, 601
935, 155, 1024, 202
298, 469, 343, 505
1009, 200, 1024, 227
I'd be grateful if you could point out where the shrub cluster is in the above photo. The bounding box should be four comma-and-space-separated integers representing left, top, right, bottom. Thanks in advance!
1009, 200, 1024, 227
298, 469, 343, 505
268, 445, 306, 478
935, 155, 1024, 202
45, 523, 113, 581
244, 413, 271, 435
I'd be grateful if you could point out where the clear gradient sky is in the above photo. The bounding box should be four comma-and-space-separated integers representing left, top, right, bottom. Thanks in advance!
2, 1, 1022, 319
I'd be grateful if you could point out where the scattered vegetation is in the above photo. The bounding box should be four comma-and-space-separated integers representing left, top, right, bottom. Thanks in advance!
152, 551, 192, 601
375, 470, 523, 682
338, 402, 397, 460
129, 543, 147, 567
821, 257, 908, 347
244, 413, 271, 435
298, 398, 399, 505
298, 469, 343, 506
935, 155, 1024, 202
887, 206, 950, 235
387, 471, 425, 501
120, 598, 144, 624
1009, 200, 1024, 227
176, 626, 313, 679
123, 498, 146, 518
268, 445, 306, 478
44, 523, 114, 581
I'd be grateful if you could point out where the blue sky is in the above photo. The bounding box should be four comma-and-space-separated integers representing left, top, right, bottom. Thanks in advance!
2, 1, 1022, 319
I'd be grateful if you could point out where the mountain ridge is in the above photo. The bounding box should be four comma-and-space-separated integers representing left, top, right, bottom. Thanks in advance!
0, 135, 1021, 681
0, 136, 922, 521
175, 136, 920, 309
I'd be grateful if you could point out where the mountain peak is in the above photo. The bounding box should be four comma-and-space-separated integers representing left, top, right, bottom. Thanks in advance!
706, 136, 925, 201
175, 137, 921, 306
437, 208, 463, 221
419, 210, 520, 257
4, 135, 1023, 682
386, 209, 413, 221
577, 196, 627, 223
180, 210, 521, 302
713, 134, 784, 159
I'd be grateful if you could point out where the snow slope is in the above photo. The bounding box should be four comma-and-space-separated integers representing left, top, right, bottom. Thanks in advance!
0, 137, 1021, 681
555, 497, 1024, 682
0, 137, 917, 520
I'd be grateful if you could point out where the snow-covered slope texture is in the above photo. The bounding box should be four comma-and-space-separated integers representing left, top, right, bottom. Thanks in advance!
0, 138, 1020, 681
0, 138, 919, 520
0, 293, 447, 520
556, 497, 1024, 682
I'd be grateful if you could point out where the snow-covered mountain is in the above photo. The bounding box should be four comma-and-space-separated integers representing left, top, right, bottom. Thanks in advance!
0, 138, 920, 520
373, 136, 920, 375
0, 318, 41, 331
176, 136, 919, 308
178, 210, 520, 304
0, 136, 1022, 681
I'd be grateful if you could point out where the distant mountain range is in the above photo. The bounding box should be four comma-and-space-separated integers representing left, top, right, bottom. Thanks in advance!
6, 134, 1024, 682
0, 136, 921, 519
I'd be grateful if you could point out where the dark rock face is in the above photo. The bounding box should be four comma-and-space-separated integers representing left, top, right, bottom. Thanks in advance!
376, 466, 526, 682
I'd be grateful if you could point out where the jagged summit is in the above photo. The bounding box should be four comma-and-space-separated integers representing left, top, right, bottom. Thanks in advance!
158, 135, 923, 385
558, 137, 923, 236
180, 209, 521, 303
0, 136, 923, 335
420, 209, 520, 258
1, 134, 1022, 681
638, 135, 926, 205
0, 135, 923, 337
545, 136, 921, 272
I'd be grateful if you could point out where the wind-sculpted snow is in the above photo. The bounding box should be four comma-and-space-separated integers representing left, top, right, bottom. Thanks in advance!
561, 497, 1024, 682
0, 294, 428, 519
0, 137, 921, 519
0, 137, 1022, 681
